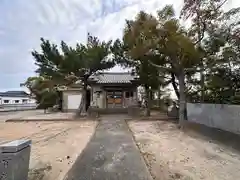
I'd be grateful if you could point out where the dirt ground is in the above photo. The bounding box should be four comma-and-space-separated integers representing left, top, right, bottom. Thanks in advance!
0, 110, 45, 122
128, 120, 240, 180
0, 120, 97, 180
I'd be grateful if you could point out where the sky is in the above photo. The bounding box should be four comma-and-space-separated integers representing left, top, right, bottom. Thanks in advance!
0, 0, 239, 92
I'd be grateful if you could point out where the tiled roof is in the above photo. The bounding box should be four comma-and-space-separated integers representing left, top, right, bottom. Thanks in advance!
0, 91, 29, 98
89, 72, 139, 84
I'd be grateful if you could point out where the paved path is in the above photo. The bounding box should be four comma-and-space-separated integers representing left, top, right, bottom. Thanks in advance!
64, 115, 152, 180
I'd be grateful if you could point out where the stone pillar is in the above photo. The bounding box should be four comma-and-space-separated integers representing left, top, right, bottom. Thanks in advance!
0, 139, 31, 180
99, 93, 103, 108
167, 103, 179, 119
133, 90, 137, 100
102, 91, 106, 109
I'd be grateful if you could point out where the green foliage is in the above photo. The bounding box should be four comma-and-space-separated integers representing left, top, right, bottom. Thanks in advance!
112, 11, 168, 116
37, 90, 58, 110
154, 15, 200, 71
201, 68, 240, 104
33, 34, 115, 86
181, 0, 240, 103
24, 34, 115, 113
112, 12, 162, 90
112, 5, 200, 120
21, 76, 58, 110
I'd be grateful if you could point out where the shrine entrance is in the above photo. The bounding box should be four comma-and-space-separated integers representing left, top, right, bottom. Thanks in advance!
106, 90, 123, 108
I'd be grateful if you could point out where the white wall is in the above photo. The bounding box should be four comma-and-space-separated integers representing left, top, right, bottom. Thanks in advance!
187, 103, 240, 135
67, 94, 82, 110
62, 90, 82, 111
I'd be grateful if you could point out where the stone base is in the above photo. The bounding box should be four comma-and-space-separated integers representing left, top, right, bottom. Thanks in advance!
88, 107, 128, 115
0, 140, 31, 180
167, 105, 179, 119
128, 106, 140, 117
87, 106, 99, 118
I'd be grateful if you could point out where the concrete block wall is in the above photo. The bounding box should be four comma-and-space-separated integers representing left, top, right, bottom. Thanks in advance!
187, 103, 240, 135
0, 140, 31, 180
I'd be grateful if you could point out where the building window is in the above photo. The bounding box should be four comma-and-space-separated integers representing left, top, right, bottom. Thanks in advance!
22, 99, 28, 103
3, 100, 9, 104
126, 91, 134, 98
15, 100, 20, 103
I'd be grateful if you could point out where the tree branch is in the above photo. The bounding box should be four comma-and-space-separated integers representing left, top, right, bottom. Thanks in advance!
184, 67, 199, 72
216, 0, 228, 11
149, 60, 172, 72
192, 0, 228, 46
171, 72, 180, 100
159, 75, 172, 81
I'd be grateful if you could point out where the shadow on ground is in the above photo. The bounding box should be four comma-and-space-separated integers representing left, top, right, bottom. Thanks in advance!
181, 121, 240, 153
129, 112, 240, 153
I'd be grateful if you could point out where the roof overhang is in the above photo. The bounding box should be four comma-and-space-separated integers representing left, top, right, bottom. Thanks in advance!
88, 79, 140, 86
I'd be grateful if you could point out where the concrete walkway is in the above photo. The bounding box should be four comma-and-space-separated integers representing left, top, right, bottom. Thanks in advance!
64, 115, 152, 180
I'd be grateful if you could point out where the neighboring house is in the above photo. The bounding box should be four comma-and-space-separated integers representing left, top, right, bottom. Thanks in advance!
0, 91, 36, 106
61, 72, 140, 112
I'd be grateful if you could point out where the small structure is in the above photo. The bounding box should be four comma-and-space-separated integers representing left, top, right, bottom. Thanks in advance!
62, 72, 140, 113
61, 84, 83, 112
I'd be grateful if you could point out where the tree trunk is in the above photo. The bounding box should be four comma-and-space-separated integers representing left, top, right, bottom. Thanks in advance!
145, 85, 151, 116
177, 70, 187, 127
200, 70, 205, 103
76, 83, 87, 117
171, 72, 180, 100
157, 88, 161, 107
196, 6, 205, 103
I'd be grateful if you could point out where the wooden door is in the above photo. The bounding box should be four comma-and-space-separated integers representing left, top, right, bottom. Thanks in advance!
106, 91, 123, 108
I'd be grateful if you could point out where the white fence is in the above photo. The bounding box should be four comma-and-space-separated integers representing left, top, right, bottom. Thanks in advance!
187, 103, 240, 135
0, 103, 37, 112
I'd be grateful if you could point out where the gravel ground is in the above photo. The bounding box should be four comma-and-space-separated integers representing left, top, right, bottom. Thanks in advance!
0, 110, 44, 122
128, 120, 240, 180
0, 121, 97, 180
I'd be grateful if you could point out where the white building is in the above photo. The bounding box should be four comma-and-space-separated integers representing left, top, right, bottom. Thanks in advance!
0, 91, 36, 106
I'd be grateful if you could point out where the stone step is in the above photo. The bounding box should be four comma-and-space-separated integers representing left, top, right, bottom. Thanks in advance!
89, 108, 128, 114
